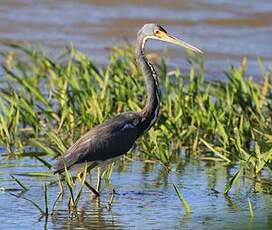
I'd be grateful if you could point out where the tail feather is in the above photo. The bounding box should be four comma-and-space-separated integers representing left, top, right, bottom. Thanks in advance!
52, 155, 98, 174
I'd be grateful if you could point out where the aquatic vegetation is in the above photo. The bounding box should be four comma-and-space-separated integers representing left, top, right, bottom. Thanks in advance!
10, 175, 29, 191
224, 168, 241, 195
173, 184, 191, 214
8, 180, 49, 217
0, 44, 272, 193
64, 163, 88, 210
248, 198, 254, 218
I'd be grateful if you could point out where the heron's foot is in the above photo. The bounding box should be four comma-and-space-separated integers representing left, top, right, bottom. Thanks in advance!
107, 188, 116, 210
91, 193, 100, 200
84, 181, 100, 197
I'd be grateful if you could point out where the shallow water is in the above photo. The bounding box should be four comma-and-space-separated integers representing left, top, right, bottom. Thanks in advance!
0, 0, 272, 78
1, 1, 272, 229
0, 155, 271, 229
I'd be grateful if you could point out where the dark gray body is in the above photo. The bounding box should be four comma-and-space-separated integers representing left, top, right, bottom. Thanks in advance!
53, 24, 167, 175
53, 112, 142, 173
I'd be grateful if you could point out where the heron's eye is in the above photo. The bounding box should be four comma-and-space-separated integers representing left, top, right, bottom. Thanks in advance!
154, 30, 160, 35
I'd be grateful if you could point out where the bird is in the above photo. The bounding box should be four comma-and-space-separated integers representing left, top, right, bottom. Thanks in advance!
52, 23, 203, 196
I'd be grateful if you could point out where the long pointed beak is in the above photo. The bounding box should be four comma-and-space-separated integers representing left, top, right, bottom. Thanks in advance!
158, 34, 203, 54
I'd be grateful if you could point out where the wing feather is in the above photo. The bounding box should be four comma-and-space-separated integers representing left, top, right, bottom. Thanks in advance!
52, 112, 141, 173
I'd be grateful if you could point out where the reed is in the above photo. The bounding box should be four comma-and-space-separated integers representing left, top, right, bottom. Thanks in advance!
0, 44, 272, 193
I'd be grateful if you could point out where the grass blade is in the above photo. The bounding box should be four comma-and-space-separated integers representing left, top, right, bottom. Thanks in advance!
74, 163, 88, 207
248, 198, 254, 218
44, 183, 49, 215
200, 138, 231, 163
224, 169, 241, 195
64, 164, 75, 207
9, 193, 44, 215
33, 155, 52, 169
173, 184, 191, 214
10, 175, 29, 191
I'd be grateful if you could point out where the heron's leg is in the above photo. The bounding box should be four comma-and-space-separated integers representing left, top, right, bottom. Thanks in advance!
107, 188, 116, 210
57, 174, 64, 196
87, 163, 97, 184
96, 167, 102, 192
96, 166, 107, 192
77, 170, 100, 197
52, 174, 64, 211
84, 181, 100, 197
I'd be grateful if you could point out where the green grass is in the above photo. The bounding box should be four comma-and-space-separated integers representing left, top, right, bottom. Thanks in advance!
10, 175, 29, 191
0, 44, 272, 193
9, 182, 49, 217
248, 198, 254, 218
173, 184, 191, 214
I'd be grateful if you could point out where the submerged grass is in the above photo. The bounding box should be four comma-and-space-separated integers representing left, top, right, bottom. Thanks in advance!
0, 44, 272, 193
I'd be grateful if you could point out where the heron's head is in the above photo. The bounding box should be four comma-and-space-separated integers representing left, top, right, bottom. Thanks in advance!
138, 23, 203, 54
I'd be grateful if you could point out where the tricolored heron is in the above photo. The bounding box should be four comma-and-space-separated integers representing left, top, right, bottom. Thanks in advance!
52, 24, 203, 196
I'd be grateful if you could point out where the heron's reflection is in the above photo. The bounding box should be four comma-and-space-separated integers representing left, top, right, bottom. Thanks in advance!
51, 194, 122, 229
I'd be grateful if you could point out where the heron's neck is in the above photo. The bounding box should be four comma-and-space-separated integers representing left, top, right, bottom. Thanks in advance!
136, 37, 160, 132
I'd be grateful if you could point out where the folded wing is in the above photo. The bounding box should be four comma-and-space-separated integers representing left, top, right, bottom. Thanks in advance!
52, 112, 141, 173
